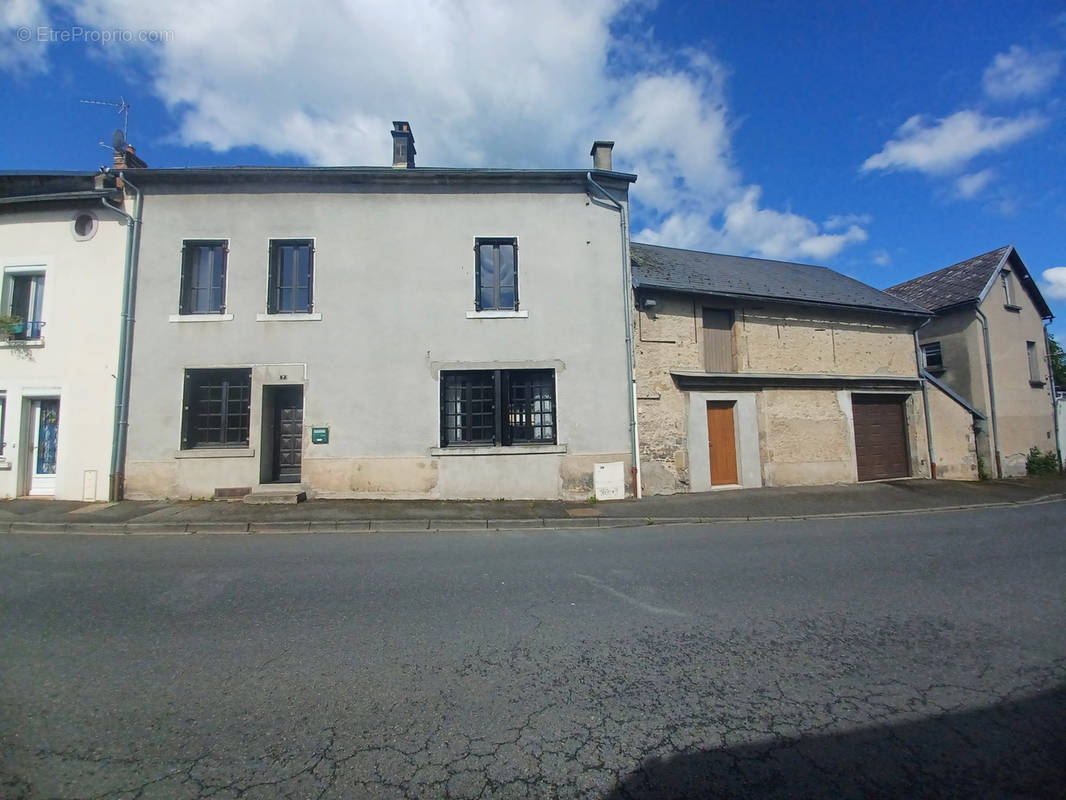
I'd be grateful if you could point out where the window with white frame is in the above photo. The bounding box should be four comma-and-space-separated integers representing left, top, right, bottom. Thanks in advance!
268, 240, 314, 314
3, 267, 46, 340
475, 238, 518, 311
179, 240, 228, 315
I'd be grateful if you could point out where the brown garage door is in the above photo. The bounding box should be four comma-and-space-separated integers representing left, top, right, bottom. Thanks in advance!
852, 394, 910, 481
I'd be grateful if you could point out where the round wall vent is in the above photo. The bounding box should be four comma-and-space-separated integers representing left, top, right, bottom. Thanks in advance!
72, 211, 98, 241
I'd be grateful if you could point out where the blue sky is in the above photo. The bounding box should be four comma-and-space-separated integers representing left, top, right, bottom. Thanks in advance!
2, 0, 1065, 336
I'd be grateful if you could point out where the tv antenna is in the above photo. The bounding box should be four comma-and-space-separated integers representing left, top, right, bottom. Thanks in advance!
81, 96, 131, 139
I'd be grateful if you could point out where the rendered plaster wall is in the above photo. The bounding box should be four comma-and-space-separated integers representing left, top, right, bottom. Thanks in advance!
926, 385, 980, 480
978, 287, 1056, 476
0, 206, 127, 500
757, 389, 856, 486
634, 292, 927, 494
123, 180, 632, 500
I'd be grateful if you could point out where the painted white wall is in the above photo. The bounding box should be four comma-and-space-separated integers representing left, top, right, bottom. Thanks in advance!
124, 178, 633, 499
0, 205, 128, 500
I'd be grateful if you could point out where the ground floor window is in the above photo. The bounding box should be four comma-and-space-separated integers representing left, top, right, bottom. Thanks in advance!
181, 368, 252, 449
441, 369, 555, 446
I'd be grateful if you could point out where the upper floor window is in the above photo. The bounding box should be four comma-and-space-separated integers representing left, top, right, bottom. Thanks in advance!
268, 239, 314, 314
1027, 341, 1042, 384
440, 368, 555, 446
3, 269, 45, 340
921, 341, 944, 372
702, 308, 734, 372
181, 368, 252, 449
180, 241, 227, 315
475, 238, 517, 311
1001, 271, 1017, 308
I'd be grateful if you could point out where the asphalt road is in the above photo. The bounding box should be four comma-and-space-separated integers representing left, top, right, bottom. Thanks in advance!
2, 504, 1064, 799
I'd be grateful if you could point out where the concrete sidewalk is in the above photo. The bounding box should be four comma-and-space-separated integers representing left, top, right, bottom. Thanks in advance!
1, 477, 1063, 535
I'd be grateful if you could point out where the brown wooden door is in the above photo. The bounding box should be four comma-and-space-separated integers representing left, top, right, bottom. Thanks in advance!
706, 401, 739, 485
273, 386, 304, 483
702, 309, 734, 372
852, 395, 909, 481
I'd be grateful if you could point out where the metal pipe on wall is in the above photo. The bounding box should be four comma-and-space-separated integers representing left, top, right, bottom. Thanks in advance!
586, 173, 642, 499
101, 170, 143, 500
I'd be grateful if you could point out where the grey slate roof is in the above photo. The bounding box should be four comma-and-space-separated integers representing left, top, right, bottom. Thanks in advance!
630, 242, 930, 316
884, 246, 1011, 312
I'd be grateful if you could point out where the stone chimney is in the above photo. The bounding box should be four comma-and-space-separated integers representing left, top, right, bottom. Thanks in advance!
114, 145, 147, 170
391, 121, 416, 168
590, 140, 614, 171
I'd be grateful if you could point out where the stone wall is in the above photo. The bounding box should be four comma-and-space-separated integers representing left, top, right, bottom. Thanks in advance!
634, 291, 928, 494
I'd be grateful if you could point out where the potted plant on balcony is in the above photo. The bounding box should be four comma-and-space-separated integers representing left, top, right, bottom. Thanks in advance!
0, 314, 23, 339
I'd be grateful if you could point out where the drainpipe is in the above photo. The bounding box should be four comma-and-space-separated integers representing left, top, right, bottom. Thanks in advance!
586, 173, 641, 498
1045, 321, 1063, 470
913, 319, 936, 478
101, 170, 143, 500
975, 308, 1002, 478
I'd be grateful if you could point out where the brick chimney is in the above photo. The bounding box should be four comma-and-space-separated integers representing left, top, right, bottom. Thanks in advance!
590, 140, 614, 171
114, 145, 147, 170
391, 121, 416, 168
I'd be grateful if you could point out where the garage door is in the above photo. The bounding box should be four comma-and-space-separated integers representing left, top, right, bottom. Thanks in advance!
852, 394, 910, 481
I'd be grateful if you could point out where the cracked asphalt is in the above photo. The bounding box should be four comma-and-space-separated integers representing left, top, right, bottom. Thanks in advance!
2, 503, 1064, 798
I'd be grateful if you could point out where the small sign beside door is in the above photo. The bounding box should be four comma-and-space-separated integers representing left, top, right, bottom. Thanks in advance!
311, 427, 329, 444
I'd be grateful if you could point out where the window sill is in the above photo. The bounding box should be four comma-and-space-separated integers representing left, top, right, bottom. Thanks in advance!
256, 313, 322, 322
174, 448, 255, 459
169, 313, 234, 323
0, 339, 44, 349
430, 443, 566, 456
1004, 304, 1022, 313
465, 310, 528, 319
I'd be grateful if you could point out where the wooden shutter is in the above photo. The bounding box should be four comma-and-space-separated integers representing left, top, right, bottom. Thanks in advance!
702, 309, 734, 372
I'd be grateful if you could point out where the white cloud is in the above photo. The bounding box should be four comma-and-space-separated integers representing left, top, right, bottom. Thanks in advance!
956, 168, 996, 199
824, 213, 872, 231
983, 45, 1061, 100
862, 111, 1046, 175
872, 250, 891, 266
0, 0, 50, 75
18, 0, 869, 262
638, 187, 867, 261
1043, 267, 1066, 300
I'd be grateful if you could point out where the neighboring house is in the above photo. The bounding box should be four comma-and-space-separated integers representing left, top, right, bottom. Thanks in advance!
120, 128, 637, 500
886, 246, 1057, 477
0, 170, 131, 500
630, 243, 981, 494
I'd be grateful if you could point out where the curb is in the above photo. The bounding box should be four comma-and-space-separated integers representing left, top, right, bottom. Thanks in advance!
3, 494, 1063, 536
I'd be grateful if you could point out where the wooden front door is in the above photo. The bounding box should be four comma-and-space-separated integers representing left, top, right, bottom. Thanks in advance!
706, 401, 739, 486
272, 386, 304, 483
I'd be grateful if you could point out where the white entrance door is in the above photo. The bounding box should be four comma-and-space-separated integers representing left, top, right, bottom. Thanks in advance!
28, 399, 59, 496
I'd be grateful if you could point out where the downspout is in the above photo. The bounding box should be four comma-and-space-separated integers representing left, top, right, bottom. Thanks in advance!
975, 308, 1002, 478
1045, 321, 1063, 470
586, 173, 641, 498
913, 319, 936, 478
101, 170, 143, 500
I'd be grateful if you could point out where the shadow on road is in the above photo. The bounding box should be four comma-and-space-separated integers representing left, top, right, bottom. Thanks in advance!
605, 686, 1066, 799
